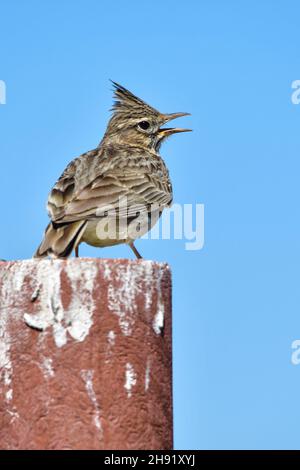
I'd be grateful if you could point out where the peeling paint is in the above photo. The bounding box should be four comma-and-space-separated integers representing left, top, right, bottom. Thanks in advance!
124, 363, 137, 398
65, 261, 97, 342
24, 313, 50, 332
23, 260, 97, 347
0, 262, 30, 404
153, 307, 164, 335
81, 370, 102, 432
23, 260, 64, 345
0, 262, 36, 408
107, 261, 156, 336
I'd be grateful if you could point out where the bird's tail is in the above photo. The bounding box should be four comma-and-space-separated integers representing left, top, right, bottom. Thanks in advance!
34, 220, 87, 258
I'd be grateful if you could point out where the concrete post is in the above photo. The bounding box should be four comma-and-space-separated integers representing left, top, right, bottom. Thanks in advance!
0, 258, 172, 450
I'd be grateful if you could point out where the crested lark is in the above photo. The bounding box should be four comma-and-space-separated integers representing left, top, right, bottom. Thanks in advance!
34, 82, 191, 259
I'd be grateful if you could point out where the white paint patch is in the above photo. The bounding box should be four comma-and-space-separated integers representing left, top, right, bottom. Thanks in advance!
31, 285, 40, 302
7, 409, 20, 422
152, 266, 166, 335
0, 261, 37, 412
52, 322, 67, 348
102, 260, 112, 280
107, 330, 116, 346
64, 261, 97, 342
41, 357, 54, 379
81, 370, 102, 432
143, 261, 155, 312
23, 259, 97, 347
23, 312, 50, 331
23, 260, 64, 346
145, 359, 151, 392
153, 306, 164, 335
124, 362, 137, 398
105, 330, 116, 364
5, 389, 13, 401
0, 261, 34, 404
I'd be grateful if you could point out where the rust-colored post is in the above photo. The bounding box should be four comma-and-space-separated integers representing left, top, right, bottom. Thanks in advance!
0, 259, 172, 450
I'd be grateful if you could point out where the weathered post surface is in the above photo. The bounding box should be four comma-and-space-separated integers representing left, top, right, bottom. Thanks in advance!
0, 258, 172, 450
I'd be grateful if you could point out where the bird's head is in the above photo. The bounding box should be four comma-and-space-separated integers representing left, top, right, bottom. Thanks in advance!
102, 81, 191, 151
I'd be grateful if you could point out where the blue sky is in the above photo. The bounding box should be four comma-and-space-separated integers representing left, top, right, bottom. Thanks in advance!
1, 0, 300, 449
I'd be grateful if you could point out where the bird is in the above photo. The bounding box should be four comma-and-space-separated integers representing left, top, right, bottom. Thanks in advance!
34, 81, 191, 260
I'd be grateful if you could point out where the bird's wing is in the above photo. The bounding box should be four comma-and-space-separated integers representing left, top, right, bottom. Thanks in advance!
47, 146, 172, 224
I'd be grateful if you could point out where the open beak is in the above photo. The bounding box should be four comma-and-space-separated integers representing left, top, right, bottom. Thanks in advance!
159, 112, 192, 136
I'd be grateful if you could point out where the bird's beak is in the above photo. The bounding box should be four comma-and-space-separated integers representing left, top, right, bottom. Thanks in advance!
158, 127, 192, 136
163, 112, 191, 121
159, 112, 192, 136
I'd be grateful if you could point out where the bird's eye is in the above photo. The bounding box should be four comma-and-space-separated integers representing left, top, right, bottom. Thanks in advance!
138, 121, 150, 131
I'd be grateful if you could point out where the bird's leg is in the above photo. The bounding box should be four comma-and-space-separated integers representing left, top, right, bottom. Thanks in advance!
129, 242, 143, 259
75, 246, 79, 258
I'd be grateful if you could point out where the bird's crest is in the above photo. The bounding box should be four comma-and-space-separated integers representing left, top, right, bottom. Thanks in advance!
110, 81, 159, 116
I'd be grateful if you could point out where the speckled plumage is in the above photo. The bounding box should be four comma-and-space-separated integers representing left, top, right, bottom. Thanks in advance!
34, 82, 190, 258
